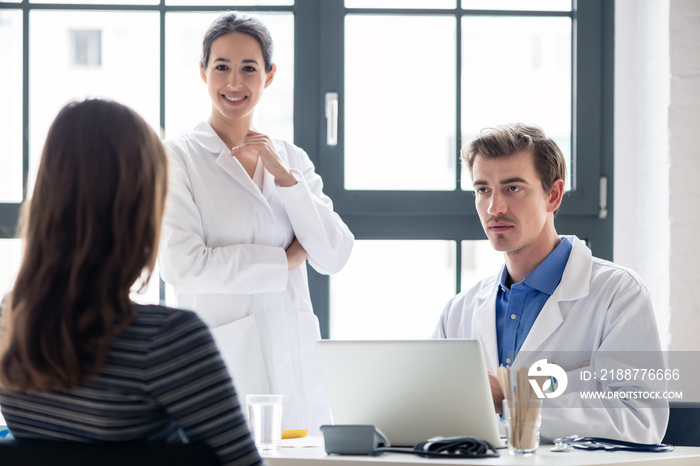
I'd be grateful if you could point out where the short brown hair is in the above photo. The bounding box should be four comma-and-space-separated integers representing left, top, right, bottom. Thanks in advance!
462, 123, 567, 208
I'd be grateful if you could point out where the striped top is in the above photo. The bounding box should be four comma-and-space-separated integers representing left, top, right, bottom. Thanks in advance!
0, 304, 263, 466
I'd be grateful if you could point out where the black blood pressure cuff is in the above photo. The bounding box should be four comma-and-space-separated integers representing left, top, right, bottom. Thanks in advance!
320, 425, 499, 459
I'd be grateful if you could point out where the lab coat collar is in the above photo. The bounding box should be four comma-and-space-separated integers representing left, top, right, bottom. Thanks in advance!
496, 236, 573, 295
215, 150, 269, 205
192, 120, 283, 207
473, 270, 503, 372
477, 236, 593, 371
516, 235, 592, 357
192, 121, 229, 155
188, 122, 262, 199
554, 235, 592, 301
520, 236, 573, 295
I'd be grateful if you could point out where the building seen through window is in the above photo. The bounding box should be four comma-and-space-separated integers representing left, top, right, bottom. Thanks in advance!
70, 30, 102, 67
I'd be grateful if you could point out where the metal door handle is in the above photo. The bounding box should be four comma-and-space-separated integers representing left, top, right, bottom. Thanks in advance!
325, 92, 338, 146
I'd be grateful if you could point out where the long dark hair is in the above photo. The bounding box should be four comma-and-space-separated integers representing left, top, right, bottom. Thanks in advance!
0, 99, 168, 391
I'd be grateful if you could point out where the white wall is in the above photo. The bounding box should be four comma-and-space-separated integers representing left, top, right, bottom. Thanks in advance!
668, 0, 700, 352
615, 0, 700, 352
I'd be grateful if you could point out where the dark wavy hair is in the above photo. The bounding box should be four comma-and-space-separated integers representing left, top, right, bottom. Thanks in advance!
0, 99, 168, 391
201, 12, 274, 72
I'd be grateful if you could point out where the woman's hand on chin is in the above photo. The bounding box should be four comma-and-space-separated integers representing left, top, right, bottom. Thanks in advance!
231, 130, 298, 187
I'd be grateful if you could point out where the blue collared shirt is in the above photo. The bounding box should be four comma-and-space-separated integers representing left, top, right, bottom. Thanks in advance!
496, 236, 573, 366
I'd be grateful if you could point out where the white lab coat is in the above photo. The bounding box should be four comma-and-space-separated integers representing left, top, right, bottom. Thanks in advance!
159, 121, 354, 433
433, 236, 668, 443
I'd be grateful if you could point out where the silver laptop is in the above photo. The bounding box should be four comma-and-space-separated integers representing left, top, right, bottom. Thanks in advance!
316, 339, 506, 448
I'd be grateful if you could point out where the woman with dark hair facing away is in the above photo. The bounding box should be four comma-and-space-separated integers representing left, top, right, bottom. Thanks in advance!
158, 13, 354, 433
0, 99, 262, 466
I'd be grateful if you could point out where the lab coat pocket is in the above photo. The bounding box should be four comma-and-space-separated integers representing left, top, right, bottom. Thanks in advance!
211, 315, 270, 406
296, 310, 326, 402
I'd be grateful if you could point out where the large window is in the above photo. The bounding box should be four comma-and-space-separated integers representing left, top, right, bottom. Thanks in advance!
311, 0, 613, 339
0, 1, 295, 306
0, 0, 613, 340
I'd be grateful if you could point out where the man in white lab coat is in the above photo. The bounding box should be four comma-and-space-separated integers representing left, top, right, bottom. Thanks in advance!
433, 123, 668, 443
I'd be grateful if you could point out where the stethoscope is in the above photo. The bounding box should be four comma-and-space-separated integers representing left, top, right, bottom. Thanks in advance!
551, 435, 674, 453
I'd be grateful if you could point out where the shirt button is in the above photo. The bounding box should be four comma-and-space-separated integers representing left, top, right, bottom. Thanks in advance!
510, 314, 517, 320
506, 358, 512, 364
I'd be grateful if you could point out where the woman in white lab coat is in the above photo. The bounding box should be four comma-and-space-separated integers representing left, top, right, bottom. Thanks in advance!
159, 12, 354, 433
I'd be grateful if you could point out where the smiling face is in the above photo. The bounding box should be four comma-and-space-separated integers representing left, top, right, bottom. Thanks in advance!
472, 150, 563, 258
201, 31, 275, 131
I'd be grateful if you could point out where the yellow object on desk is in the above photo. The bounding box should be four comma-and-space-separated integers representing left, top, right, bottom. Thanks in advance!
282, 429, 308, 439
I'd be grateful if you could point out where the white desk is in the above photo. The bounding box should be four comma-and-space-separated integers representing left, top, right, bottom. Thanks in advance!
263, 439, 700, 466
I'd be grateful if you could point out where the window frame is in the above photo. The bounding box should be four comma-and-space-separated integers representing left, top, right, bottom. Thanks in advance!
0, 0, 614, 339
0, 0, 296, 303
305, 0, 614, 337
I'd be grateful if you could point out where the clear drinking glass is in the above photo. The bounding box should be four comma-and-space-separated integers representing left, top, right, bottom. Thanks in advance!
503, 398, 542, 455
246, 394, 284, 451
